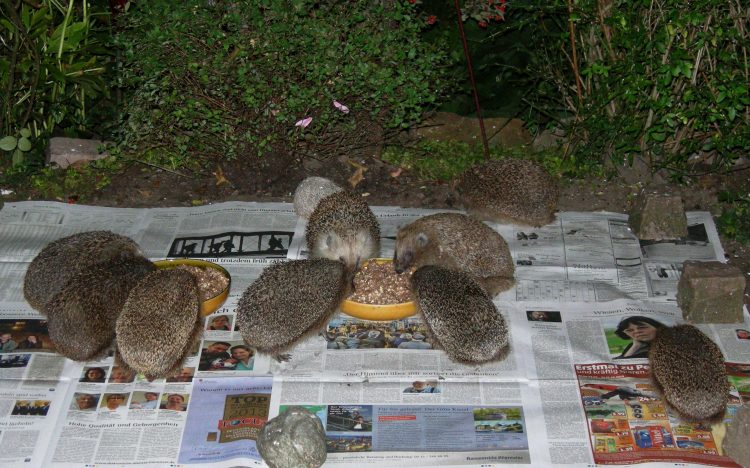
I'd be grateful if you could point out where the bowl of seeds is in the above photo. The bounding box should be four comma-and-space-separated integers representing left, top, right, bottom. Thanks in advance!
154, 259, 231, 316
340, 258, 416, 321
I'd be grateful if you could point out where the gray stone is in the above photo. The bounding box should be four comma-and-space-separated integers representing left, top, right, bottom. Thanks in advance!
723, 404, 750, 467
629, 191, 688, 240
257, 406, 327, 468
412, 112, 533, 148
293, 177, 342, 219
677, 260, 745, 323
531, 128, 565, 152
46, 137, 110, 168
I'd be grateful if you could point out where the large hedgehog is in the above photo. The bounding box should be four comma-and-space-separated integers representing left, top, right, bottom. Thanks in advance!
236, 259, 350, 360
45, 252, 155, 361
394, 212, 515, 296
24, 230, 142, 312
649, 324, 729, 422
305, 191, 380, 274
116, 269, 203, 380
410, 265, 509, 364
455, 159, 559, 227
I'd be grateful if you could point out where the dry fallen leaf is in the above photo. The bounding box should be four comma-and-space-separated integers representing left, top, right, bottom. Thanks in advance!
349, 166, 366, 188
390, 167, 403, 178
347, 160, 368, 188
213, 166, 229, 186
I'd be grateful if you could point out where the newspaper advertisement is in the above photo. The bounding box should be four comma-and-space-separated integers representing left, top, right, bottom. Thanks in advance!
0, 200, 746, 468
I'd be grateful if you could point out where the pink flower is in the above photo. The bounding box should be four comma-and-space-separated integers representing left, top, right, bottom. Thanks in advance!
295, 117, 313, 128
426, 15, 437, 25
333, 100, 350, 114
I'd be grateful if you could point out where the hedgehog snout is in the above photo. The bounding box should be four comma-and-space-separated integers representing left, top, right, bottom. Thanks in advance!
393, 251, 411, 274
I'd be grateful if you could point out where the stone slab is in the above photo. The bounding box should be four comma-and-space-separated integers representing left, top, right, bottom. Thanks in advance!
46, 137, 110, 169
677, 260, 745, 323
629, 191, 688, 240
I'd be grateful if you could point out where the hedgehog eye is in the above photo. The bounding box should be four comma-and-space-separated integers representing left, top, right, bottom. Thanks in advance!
326, 234, 334, 249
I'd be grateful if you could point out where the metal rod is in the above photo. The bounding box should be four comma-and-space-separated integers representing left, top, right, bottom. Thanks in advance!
453, 0, 490, 159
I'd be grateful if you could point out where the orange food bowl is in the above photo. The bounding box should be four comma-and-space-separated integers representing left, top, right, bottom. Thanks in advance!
339, 258, 417, 321
154, 259, 230, 316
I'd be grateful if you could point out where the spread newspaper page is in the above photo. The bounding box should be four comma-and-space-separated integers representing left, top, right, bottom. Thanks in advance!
0, 201, 746, 468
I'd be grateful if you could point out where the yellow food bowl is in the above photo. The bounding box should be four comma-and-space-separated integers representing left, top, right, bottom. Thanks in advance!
154, 259, 231, 317
339, 258, 417, 321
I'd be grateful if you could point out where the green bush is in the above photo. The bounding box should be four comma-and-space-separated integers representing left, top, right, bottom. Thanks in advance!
0, 0, 113, 168
717, 191, 750, 244
526, 0, 750, 175
116, 0, 455, 166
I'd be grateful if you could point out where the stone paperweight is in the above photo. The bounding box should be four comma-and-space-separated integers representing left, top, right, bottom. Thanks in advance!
629, 191, 688, 240
677, 260, 745, 323
257, 406, 327, 468
723, 404, 750, 467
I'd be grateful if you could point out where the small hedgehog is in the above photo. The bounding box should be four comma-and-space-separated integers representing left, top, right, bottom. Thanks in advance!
410, 265, 509, 364
394, 213, 514, 296
24, 230, 142, 312
649, 324, 729, 422
45, 252, 155, 361
305, 191, 380, 273
236, 259, 349, 360
293, 176, 343, 219
116, 269, 203, 380
455, 159, 559, 227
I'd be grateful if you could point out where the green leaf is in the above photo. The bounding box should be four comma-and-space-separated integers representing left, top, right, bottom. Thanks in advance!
19, 128, 31, 138
17, 137, 32, 152
12, 149, 24, 166
0, 136, 17, 151
728, 108, 736, 121
650, 132, 666, 142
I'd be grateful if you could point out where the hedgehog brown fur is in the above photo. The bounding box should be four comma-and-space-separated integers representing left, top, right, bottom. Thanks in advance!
305, 191, 380, 273
115, 269, 203, 380
45, 252, 155, 361
649, 324, 729, 423
236, 259, 349, 360
410, 265, 509, 364
455, 159, 559, 227
293, 176, 343, 219
24, 231, 142, 312
394, 213, 514, 296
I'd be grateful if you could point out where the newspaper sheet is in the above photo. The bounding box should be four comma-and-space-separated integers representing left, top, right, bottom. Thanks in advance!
0, 200, 746, 468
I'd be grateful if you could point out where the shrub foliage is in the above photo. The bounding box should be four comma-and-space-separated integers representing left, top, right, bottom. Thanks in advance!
116, 0, 454, 164
525, 0, 750, 174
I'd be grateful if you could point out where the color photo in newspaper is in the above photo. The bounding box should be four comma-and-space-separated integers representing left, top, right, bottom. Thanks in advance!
575, 362, 743, 467
277, 404, 530, 466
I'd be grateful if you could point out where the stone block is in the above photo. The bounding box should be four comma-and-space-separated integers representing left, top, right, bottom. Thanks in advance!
629, 191, 688, 240
677, 260, 745, 323
46, 137, 110, 169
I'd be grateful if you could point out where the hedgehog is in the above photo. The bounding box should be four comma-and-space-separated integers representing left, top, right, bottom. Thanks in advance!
293, 176, 343, 219
305, 190, 380, 273
455, 159, 559, 227
394, 212, 515, 296
236, 259, 349, 360
649, 324, 729, 422
44, 252, 155, 361
115, 268, 203, 380
410, 265, 509, 364
23, 230, 142, 312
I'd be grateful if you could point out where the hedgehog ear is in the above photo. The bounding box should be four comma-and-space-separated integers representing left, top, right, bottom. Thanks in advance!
416, 232, 429, 248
